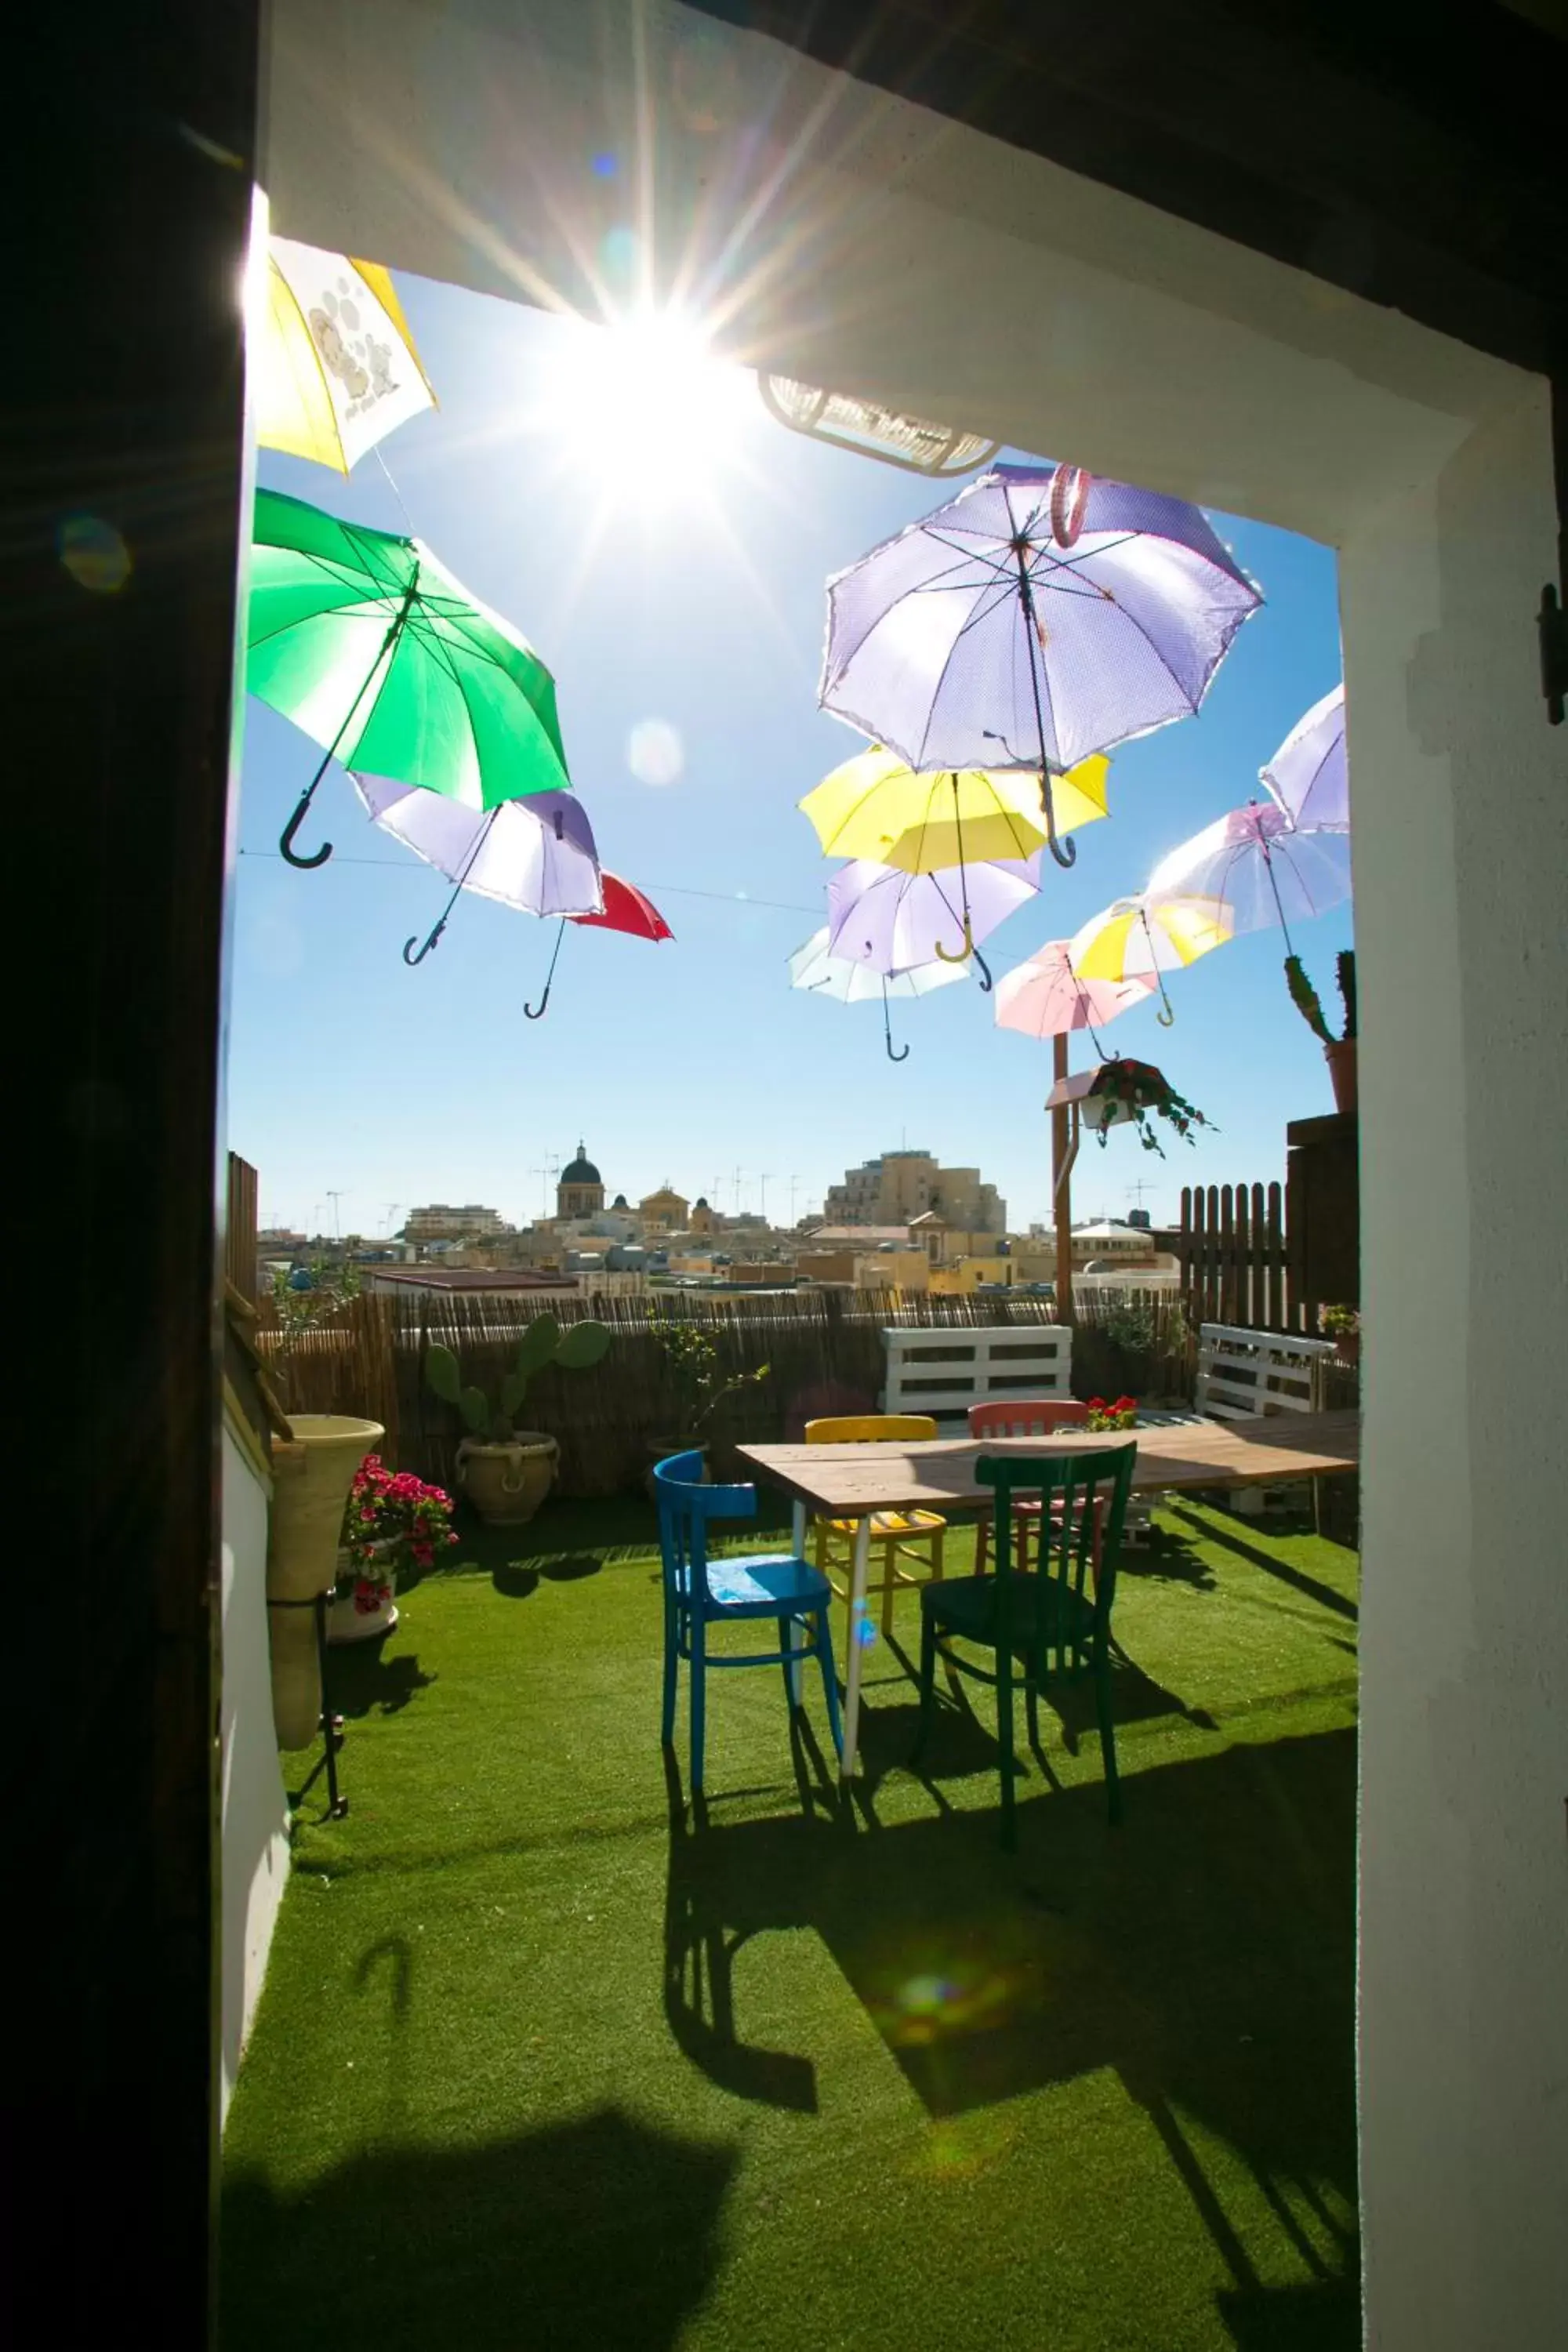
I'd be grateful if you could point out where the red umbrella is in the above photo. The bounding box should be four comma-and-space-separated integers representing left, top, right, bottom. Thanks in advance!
568, 872, 673, 942
527, 873, 673, 1017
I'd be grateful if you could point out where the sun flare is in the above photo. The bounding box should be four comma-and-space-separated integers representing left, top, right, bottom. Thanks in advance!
539, 305, 757, 505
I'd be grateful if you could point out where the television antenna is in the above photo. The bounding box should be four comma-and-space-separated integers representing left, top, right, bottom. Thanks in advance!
757, 1172, 775, 1222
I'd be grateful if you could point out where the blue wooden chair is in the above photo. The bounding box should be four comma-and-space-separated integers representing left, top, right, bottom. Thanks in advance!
654, 1450, 844, 1794
913, 1443, 1136, 1849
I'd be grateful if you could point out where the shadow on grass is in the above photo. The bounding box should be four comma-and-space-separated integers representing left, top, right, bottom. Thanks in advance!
1117, 1523, 1218, 1588
222, 2106, 737, 2352
1167, 1504, 1359, 1623
663, 1728, 1359, 2313
321, 1646, 437, 1721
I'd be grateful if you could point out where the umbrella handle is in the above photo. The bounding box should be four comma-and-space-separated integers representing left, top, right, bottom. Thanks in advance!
524, 918, 567, 1019
403, 918, 445, 967
934, 914, 975, 965
973, 944, 994, 994
882, 984, 910, 1062
280, 787, 332, 870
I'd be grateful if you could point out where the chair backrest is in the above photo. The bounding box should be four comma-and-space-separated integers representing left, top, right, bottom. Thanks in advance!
652, 1450, 757, 1605
975, 1445, 1136, 1639
967, 1398, 1090, 1439
804, 1414, 937, 1445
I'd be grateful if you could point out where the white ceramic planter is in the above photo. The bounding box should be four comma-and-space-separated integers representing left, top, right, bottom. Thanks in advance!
267, 1414, 384, 1748
328, 1537, 401, 1645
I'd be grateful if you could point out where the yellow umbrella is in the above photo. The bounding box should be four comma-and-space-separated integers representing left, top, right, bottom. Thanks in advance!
799, 746, 1109, 873
1068, 894, 1232, 1025
256, 237, 437, 474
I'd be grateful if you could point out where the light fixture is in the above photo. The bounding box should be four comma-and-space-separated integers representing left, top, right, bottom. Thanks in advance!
758, 375, 999, 477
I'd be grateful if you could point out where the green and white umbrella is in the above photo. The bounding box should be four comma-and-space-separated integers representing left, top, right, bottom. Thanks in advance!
248, 488, 572, 866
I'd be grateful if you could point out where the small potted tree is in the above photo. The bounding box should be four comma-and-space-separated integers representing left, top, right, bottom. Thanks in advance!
647, 1316, 770, 1490
1287, 947, 1357, 1112
425, 1315, 612, 1525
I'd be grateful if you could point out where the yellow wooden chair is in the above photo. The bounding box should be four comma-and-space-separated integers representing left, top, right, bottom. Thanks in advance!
804, 1414, 948, 1645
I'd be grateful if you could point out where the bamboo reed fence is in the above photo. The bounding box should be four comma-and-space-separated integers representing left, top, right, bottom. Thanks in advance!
256, 1282, 1200, 1496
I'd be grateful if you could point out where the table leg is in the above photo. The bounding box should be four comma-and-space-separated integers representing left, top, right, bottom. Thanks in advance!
787, 1500, 808, 1704
840, 1516, 872, 1781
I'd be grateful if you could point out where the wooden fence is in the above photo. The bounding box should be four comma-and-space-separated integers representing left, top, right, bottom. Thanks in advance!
1178, 1181, 1293, 1331
256, 1282, 1199, 1496
225, 1152, 260, 1308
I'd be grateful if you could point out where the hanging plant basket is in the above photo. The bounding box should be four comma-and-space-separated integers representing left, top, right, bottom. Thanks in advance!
1046, 1058, 1212, 1157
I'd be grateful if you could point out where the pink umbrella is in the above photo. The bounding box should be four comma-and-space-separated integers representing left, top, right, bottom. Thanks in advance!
995, 939, 1154, 1042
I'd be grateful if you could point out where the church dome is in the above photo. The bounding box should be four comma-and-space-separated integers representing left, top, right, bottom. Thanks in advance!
561, 1142, 601, 1185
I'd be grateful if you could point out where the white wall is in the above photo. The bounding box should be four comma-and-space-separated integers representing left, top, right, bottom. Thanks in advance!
220, 1418, 290, 2127
263, 2, 1568, 2336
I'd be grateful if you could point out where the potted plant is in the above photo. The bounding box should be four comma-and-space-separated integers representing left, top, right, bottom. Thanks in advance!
261, 1256, 386, 1748
647, 1316, 770, 1489
1047, 1058, 1212, 1157
1287, 947, 1357, 1112
328, 1454, 458, 1643
425, 1315, 612, 1525
1317, 1302, 1360, 1363
1084, 1395, 1138, 1432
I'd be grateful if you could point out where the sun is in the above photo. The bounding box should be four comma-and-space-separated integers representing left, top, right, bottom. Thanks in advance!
538, 304, 757, 506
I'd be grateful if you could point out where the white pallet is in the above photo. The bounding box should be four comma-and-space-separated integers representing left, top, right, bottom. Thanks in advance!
1196, 1321, 1337, 1421
882, 1323, 1072, 1429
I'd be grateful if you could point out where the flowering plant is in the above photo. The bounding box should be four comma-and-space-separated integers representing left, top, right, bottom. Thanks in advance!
1087, 1058, 1211, 1157
338, 1454, 457, 1613
1316, 1303, 1359, 1340
1084, 1395, 1138, 1432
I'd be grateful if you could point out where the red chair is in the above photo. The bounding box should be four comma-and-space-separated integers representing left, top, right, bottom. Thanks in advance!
968, 1399, 1093, 1575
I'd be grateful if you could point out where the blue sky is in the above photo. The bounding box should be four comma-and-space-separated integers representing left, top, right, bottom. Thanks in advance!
232, 275, 1349, 1238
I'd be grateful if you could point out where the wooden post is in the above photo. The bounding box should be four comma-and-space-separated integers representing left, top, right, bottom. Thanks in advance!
1052, 1032, 1075, 1323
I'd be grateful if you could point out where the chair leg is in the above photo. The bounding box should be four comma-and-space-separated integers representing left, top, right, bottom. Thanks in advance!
975, 1512, 989, 1577
815, 1608, 844, 1761
912, 1606, 937, 1761
661, 1593, 678, 1747
779, 1613, 797, 1711
996, 1642, 1017, 1852
1094, 1646, 1122, 1827
880, 1541, 897, 1638
930, 1527, 945, 1584
690, 1617, 707, 1795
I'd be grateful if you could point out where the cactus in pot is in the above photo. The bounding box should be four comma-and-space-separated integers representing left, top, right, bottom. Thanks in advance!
426, 1316, 611, 1525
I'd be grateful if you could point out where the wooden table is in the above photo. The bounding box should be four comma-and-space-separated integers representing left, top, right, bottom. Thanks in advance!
739, 1410, 1360, 1781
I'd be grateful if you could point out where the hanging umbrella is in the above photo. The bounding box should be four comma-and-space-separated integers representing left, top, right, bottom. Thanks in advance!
826, 856, 1039, 990
788, 927, 967, 1062
820, 462, 1261, 865
994, 939, 1154, 1041
1068, 895, 1233, 1025
257, 238, 437, 474
1260, 684, 1348, 830
1144, 800, 1352, 945
800, 746, 1109, 869
569, 873, 673, 941
249, 488, 571, 868
352, 776, 601, 965
524, 873, 673, 1020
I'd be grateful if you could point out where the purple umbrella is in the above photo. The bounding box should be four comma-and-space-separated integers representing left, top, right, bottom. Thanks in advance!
821, 462, 1261, 866
1261, 684, 1348, 830
826, 855, 1040, 992
352, 776, 601, 964
1145, 799, 1352, 952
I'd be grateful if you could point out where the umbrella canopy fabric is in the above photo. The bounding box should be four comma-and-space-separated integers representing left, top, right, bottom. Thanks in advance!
1145, 800, 1352, 940
800, 746, 1109, 871
1069, 896, 1232, 1007
994, 939, 1154, 1040
354, 776, 602, 920
788, 928, 970, 1004
249, 489, 571, 865
1260, 684, 1348, 830
826, 856, 1039, 977
820, 463, 1261, 790
569, 873, 673, 941
257, 238, 437, 474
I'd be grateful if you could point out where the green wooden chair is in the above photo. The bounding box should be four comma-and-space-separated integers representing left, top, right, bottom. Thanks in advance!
913, 1443, 1136, 1849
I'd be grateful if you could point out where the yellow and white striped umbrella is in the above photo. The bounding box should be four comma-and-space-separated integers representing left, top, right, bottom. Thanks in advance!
256, 238, 437, 474
1068, 894, 1232, 1023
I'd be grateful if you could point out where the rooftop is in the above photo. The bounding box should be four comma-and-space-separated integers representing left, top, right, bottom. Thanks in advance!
371, 1268, 579, 1293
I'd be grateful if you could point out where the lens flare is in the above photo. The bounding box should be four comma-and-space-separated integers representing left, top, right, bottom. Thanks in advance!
627, 718, 684, 786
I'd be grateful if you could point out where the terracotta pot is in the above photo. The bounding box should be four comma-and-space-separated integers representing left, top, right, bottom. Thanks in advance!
1324, 1038, 1358, 1114
267, 1414, 383, 1748
457, 1434, 559, 1526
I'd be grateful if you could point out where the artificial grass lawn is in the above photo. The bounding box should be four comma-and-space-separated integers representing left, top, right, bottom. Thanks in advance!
222, 1494, 1361, 2352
